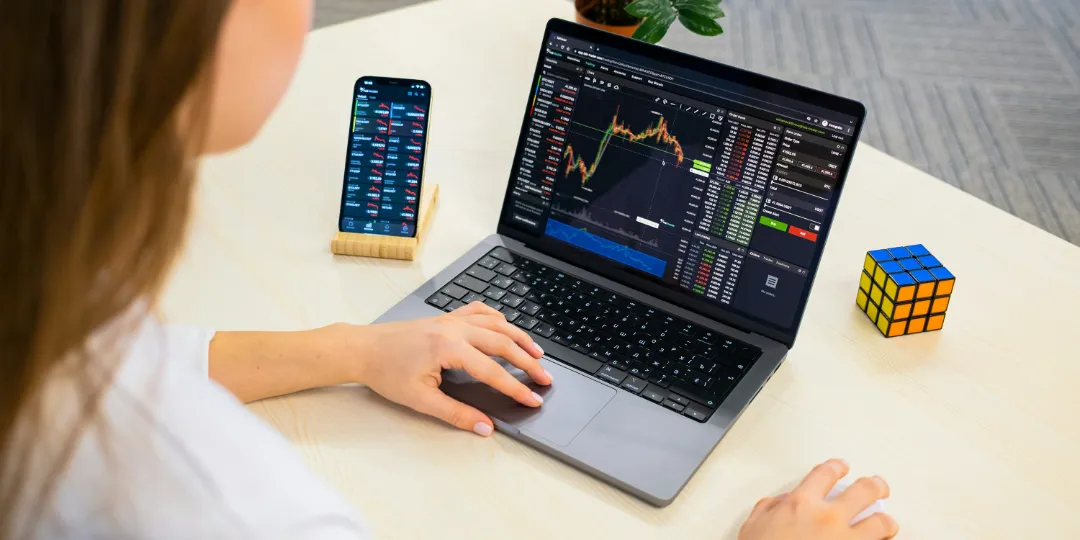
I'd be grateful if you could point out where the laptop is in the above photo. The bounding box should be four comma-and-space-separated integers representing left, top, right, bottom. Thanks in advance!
374, 18, 866, 506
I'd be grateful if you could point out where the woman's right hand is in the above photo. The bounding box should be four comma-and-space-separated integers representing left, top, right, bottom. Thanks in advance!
738, 459, 899, 540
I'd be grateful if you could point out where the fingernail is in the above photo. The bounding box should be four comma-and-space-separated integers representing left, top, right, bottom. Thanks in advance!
473, 422, 493, 437
531, 342, 544, 356
873, 476, 888, 491
531, 391, 544, 405
544, 369, 554, 382
832, 458, 849, 473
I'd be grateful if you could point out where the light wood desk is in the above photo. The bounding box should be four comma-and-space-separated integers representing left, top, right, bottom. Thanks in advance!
161, 1, 1080, 538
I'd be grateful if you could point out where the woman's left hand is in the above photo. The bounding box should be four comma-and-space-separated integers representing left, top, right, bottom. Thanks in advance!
337, 301, 552, 437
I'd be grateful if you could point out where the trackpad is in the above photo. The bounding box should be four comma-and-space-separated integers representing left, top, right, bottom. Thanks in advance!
441, 358, 616, 446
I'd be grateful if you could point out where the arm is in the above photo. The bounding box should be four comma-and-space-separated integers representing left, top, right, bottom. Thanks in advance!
205, 303, 552, 436
208, 324, 358, 404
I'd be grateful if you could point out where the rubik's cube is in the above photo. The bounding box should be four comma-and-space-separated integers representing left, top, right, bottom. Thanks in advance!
857, 245, 955, 337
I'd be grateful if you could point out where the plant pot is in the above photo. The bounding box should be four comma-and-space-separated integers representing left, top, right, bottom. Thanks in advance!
574, 0, 642, 38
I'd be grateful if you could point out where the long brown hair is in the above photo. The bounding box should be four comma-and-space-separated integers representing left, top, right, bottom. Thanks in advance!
0, 2, 231, 535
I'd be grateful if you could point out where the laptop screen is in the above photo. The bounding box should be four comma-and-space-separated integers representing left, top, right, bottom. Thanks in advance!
500, 22, 864, 338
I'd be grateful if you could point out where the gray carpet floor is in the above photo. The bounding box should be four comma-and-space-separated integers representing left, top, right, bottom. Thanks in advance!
316, 0, 1080, 246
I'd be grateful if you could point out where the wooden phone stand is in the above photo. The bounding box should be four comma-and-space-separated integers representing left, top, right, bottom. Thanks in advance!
330, 184, 439, 261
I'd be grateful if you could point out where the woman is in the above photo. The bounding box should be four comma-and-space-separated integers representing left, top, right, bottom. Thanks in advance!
0, 1, 898, 538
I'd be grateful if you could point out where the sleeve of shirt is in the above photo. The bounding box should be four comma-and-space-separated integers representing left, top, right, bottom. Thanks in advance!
159, 324, 217, 376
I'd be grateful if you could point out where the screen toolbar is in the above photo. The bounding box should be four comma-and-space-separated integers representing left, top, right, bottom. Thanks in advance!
503, 33, 858, 329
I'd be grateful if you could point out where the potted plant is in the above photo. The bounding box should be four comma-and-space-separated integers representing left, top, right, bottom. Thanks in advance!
574, 0, 725, 43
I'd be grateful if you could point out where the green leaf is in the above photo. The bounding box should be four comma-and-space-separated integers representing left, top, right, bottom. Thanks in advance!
631, 8, 677, 43
625, 0, 675, 19
677, 10, 724, 36
673, 0, 725, 19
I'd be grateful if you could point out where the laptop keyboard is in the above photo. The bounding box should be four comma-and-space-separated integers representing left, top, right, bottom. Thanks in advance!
425, 247, 762, 423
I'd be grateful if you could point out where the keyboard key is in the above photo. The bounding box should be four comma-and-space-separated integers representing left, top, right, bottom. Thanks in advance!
669, 381, 720, 409
662, 399, 686, 413
515, 316, 539, 330
477, 256, 500, 269
426, 293, 451, 309
641, 385, 666, 404
483, 287, 507, 301
519, 302, 541, 316
510, 270, 531, 281
500, 294, 525, 309
482, 299, 504, 311
509, 282, 532, 296
649, 373, 674, 388
609, 357, 631, 371
666, 392, 690, 407
692, 358, 717, 374
465, 266, 497, 282
495, 263, 517, 276
453, 274, 489, 294
570, 343, 589, 355
439, 284, 469, 300
533, 323, 556, 338
689, 373, 714, 389
627, 364, 651, 379
620, 376, 647, 394
461, 292, 482, 304
550, 347, 603, 375
597, 365, 627, 385
552, 332, 573, 346
490, 247, 515, 263
504, 310, 521, 323
491, 276, 514, 289
445, 300, 466, 312
683, 404, 710, 422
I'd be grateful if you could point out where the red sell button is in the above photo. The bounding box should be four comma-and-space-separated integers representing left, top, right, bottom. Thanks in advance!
788, 225, 818, 242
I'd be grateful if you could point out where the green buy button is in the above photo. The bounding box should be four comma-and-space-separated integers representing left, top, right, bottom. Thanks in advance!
759, 216, 788, 231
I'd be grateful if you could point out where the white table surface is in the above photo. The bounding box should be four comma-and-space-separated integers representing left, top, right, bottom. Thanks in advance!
161, 1, 1080, 538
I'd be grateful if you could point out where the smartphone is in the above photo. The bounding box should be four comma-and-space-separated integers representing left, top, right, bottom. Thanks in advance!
338, 76, 431, 237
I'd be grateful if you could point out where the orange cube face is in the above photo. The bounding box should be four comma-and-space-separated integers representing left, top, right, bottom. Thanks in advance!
907, 317, 926, 333
916, 282, 935, 299
936, 278, 954, 296
888, 321, 906, 337
927, 314, 945, 331
931, 296, 950, 314
893, 302, 912, 319
912, 299, 930, 317
897, 285, 915, 302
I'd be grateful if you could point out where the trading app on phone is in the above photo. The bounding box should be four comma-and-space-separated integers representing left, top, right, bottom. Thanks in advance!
338, 77, 430, 237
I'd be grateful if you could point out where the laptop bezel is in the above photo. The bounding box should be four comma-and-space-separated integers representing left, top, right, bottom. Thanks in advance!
496, 18, 867, 347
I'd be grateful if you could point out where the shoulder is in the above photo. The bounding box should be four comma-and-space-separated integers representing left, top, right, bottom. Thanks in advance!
28, 317, 367, 539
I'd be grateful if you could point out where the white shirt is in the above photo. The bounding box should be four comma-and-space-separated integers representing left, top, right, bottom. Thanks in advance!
17, 315, 367, 539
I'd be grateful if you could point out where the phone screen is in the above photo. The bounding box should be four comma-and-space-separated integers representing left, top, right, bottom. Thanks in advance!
338, 77, 430, 237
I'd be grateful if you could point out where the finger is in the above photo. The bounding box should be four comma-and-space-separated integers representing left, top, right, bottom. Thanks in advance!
792, 458, 849, 499
410, 387, 496, 437
452, 301, 502, 318
834, 476, 889, 519
748, 495, 779, 521
456, 345, 543, 407
465, 313, 546, 359
852, 512, 899, 540
466, 325, 551, 385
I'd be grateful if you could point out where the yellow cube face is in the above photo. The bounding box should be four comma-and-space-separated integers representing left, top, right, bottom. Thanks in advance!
907, 316, 926, 333
856, 289, 868, 310
931, 296, 950, 314
873, 266, 886, 287
888, 321, 906, 337
927, 314, 945, 331
913, 299, 930, 317
894, 302, 912, 320
867, 303, 879, 322
936, 278, 954, 296
864, 254, 876, 275
881, 296, 895, 318
870, 284, 883, 305
876, 314, 889, 335
860, 272, 872, 293
884, 277, 898, 300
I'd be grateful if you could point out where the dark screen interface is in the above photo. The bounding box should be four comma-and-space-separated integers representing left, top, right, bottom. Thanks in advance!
505, 34, 857, 329
339, 79, 429, 237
